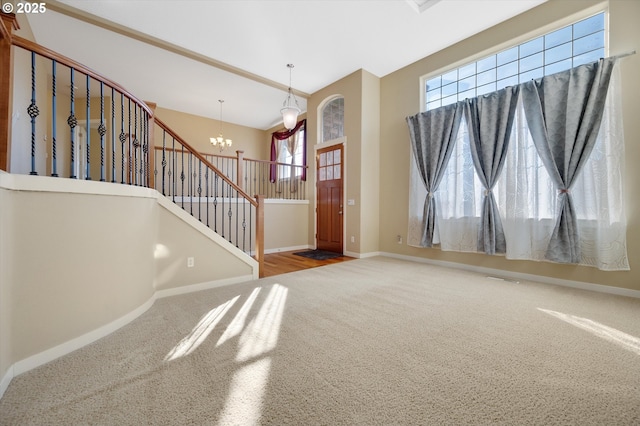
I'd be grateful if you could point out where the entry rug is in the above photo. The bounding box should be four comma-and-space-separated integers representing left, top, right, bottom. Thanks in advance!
293, 249, 343, 260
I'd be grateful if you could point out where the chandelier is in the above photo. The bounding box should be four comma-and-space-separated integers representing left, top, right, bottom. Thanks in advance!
210, 99, 232, 151
280, 64, 301, 130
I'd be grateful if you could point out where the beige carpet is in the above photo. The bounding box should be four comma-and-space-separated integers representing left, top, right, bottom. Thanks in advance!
1, 257, 640, 425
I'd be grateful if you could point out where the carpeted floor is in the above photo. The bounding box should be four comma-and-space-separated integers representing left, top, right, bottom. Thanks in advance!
1, 257, 640, 425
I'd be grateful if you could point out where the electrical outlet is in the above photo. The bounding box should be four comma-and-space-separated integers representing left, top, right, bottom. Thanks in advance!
397, 235, 403, 244
350, 236, 355, 243
187, 257, 195, 268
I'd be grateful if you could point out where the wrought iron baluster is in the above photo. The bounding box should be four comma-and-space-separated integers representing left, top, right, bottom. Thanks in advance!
98, 81, 106, 181
213, 174, 218, 233
68, 68, 77, 178
242, 194, 247, 252
133, 104, 138, 185
171, 136, 176, 201
235, 190, 239, 247
85, 75, 90, 180
143, 112, 149, 187
161, 131, 166, 195
51, 59, 58, 177
197, 160, 202, 221
28, 51, 39, 175
111, 87, 116, 183
127, 98, 132, 184
120, 93, 125, 184
205, 167, 209, 227
180, 146, 185, 209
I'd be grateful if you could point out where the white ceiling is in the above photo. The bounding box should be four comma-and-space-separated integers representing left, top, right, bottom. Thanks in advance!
24, 0, 546, 130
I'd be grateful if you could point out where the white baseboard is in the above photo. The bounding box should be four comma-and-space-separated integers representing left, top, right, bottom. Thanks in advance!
0, 365, 14, 400
11, 296, 157, 378
2, 275, 257, 399
265, 245, 310, 254
380, 252, 640, 299
155, 275, 254, 299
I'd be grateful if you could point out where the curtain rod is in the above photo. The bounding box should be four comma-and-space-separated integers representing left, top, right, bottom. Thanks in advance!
610, 50, 636, 60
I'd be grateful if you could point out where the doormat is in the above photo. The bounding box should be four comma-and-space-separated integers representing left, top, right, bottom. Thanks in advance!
293, 250, 343, 261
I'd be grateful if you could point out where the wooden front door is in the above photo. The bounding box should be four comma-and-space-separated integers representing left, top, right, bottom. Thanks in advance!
317, 145, 343, 253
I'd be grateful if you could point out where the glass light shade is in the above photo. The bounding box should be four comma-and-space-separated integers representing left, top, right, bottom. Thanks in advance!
281, 105, 300, 130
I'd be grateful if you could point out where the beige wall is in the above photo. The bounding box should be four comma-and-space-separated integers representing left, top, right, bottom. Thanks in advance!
0, 186, 12, 385
0, 174, 257, 391
155, 107, 266, 160
263, 200, 310, 252
379, 0, 639, 291
8, 185, 157, 360
155, 204, 254, 291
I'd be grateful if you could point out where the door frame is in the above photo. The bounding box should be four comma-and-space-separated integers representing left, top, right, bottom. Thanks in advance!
313, 137, 346, 252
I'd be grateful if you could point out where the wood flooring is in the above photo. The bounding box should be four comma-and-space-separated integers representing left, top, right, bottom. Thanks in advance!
262, 250, 355, 277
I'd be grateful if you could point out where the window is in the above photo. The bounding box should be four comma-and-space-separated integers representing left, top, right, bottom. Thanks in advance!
322, 97, 344, 142
277, 126, 305, 179
425, 13, 605, 111
408, 11, 629, 270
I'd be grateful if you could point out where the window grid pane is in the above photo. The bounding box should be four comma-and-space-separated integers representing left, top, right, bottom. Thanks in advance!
424, 12, 605, 111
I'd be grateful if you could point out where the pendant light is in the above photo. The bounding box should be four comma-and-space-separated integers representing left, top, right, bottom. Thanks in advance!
210, 99, 232, 151
281, 64, 301, 130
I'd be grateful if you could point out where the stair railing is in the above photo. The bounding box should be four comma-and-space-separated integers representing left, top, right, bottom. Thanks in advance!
0, 14, 263, 275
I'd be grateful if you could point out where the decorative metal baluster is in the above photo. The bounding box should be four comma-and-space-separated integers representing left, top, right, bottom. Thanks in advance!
111, 88, 116, 182
119, 93, 125, 184
127, 98, 132, 184
68, 68, 77, 178
98, 81, 106, 181
197, 160, 202, 221
235, 191, 239, 247
51, 60, 58, 177
213, 174, 219, 233
228, 189, 233, 244
161, 131, 166, 195
143, 113, 149, 187
170, 135, 175, 200
221, 177, 225, 238
132, 104, 138, 185
28, 51, 39, 175
242, 195, 247, 252
205, 167, 209, 227
188, 153, 193, 215
85, 75, 90, 180
180, 146, 185, 209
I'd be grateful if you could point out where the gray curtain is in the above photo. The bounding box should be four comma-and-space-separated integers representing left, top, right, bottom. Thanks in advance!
521, 58, 616, 263
406, 103, 463, 247
463, 86, 520, 255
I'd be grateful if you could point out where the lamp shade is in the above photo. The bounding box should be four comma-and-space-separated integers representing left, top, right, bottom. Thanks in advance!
281, 105, 300, 130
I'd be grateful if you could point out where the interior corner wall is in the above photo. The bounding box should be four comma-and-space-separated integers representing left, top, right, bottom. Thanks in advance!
307, 71, 363, 253
379, 0, 640, 291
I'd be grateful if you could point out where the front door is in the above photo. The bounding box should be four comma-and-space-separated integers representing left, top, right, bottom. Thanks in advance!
316, 145, 343, 253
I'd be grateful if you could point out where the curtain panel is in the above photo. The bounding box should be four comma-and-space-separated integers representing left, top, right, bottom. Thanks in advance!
270, 119, 307, 182
407, 59, 629, 270
463, 85, 520, 255
406, 103, 462, 247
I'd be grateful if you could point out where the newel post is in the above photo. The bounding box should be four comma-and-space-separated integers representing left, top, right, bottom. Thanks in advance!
236, 149, 244, 190
255, 194, 265, 277
0, 13, 19, 172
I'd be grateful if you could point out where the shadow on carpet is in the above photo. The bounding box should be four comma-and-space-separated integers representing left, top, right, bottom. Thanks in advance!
293, 249, 343, 260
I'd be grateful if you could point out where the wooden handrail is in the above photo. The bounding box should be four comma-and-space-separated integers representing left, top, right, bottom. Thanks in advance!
154, 117, 258, 207
154, 146, 309, 171
11, 35, 153, 116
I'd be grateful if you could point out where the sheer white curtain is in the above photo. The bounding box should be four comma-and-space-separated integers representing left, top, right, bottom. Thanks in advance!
408, 65, 629, 270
